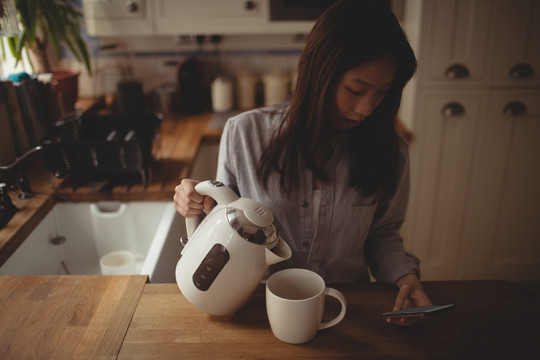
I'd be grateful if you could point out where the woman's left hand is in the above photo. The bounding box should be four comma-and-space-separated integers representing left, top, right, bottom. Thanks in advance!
386, 273, 433, 326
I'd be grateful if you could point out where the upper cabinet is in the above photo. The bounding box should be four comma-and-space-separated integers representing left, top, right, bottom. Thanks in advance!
415, 0, 540, 88
82, 0, 317, 36
155, 0, 315, 35
417, 0, 493, 87
489, 0, 540, 86
155, 0, 265, 35
82, 0, 156, 36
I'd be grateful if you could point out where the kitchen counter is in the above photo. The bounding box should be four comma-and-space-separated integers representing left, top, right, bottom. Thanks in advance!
0, 111, 222, 266
0, 275, 148, 359
0, 276, 538, 359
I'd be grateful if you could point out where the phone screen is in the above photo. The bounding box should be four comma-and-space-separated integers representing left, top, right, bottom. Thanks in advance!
381, 304, 455, 318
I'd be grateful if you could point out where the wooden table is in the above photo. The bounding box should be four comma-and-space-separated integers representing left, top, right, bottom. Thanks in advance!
1, 277, 539, 359
120, 280, 540, 359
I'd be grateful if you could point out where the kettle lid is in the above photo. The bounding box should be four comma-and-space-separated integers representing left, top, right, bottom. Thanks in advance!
226, 201, 279, 247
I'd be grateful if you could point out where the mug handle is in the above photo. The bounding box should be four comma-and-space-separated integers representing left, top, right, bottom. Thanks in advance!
319, 287, 347, 330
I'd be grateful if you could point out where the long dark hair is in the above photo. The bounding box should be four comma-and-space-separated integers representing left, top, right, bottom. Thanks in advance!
257, 0, 417, 196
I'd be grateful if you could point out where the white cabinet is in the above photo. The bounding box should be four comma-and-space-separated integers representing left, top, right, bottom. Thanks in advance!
415, 0, 540, 88
403, 0, 540, 280
407, 90, 488, 279
489, 0, 540, 86
463, 90, 540, 280
82, 0, 315, 36
155, 0, 265, 35
417, 0, 493, 87
82, 0, 155, 36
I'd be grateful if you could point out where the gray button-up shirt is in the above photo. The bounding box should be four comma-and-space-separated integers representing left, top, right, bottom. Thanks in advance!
216, 103, 420, 284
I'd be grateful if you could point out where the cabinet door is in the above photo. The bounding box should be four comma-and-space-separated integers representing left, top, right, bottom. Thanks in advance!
82, 0, 155, 36
489, 0, 540, 86
417, 0, 493, 87
463, 90, 540, 280
155, 0, 265, 35
406, 90, 487, 280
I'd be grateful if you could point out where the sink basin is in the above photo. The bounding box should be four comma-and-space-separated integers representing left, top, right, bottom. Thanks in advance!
0, 201, 184, 283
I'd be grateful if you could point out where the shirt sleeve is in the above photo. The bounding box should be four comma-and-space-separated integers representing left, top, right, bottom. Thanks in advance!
216, 118, 239, 195
363, 139, 420, 284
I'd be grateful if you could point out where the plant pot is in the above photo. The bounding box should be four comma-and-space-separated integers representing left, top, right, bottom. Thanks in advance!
51, 69, 80, 114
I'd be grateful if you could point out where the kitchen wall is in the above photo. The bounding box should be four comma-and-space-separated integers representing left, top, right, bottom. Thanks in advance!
59, 33, 306, 105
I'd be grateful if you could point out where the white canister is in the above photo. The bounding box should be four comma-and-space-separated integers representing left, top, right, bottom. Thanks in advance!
236, 72, 257, 110
211, 76, 233, 113
290, 71, 299, 96
262, 72, 289, 107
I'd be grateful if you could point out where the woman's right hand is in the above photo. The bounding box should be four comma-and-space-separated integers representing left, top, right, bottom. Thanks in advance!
173, 179, 216, 218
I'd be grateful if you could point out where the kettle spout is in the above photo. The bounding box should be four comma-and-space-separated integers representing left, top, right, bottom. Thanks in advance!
265, 237, 292, 265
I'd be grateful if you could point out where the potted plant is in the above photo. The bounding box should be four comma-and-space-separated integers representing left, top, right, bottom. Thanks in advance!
3, 0, 92, 112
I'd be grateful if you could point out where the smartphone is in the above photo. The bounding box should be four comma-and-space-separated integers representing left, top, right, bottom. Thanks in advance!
381, 304, 455, 318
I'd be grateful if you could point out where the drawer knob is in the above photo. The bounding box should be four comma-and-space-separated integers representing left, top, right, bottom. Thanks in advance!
445, 64, 470, 79
441, 102, 465, 117
503, 101, 527, 116
509, 63, 534, 79
126, 1, 138, 13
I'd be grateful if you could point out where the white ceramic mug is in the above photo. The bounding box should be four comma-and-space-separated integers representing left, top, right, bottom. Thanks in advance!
266, 268, 347, 344
99, 250, 142, 275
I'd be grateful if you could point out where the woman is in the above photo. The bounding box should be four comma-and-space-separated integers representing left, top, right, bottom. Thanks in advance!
174, 0, 432, 325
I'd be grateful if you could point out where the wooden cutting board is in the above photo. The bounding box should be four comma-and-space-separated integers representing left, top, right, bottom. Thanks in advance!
0, 275, 147, 359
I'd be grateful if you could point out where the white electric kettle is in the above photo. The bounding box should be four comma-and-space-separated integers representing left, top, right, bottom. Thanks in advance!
175, 180, 292, 316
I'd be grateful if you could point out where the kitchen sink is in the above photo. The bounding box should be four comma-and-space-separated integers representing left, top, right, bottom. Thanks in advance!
0, 201, 184, 283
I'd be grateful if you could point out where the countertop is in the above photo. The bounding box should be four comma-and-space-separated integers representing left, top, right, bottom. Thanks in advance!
1, 276, 539, 359
0, 275, 148, 359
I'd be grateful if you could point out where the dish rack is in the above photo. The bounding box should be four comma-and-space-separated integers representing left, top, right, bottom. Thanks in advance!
44, 112, 162, 186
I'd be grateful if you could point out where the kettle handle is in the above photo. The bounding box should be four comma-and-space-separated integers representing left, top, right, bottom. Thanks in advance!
186, 218, 199, 238
185, 180, 239, 238
195, 180, 239, 205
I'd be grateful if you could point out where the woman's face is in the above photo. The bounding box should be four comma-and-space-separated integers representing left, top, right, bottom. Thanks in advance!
330, 56, 396, 130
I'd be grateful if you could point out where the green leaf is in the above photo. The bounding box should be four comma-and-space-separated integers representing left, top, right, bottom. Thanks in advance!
7, 0, 92, 74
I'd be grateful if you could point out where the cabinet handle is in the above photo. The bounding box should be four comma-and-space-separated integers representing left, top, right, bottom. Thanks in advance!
445, 64, 470, 79
126, 1, 138, 13
245, 1, 256, 10
441, 102, 465, 117
509, 63, 534, 79
503, 101, 527, 116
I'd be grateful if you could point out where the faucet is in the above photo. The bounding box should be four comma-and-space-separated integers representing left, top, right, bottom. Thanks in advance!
0, 145, 69, 228
0, 145, 69, 179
